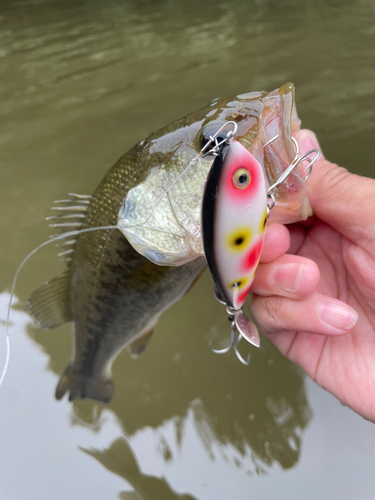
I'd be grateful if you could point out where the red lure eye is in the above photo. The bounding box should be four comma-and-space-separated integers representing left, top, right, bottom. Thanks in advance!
232, 168, 251, 189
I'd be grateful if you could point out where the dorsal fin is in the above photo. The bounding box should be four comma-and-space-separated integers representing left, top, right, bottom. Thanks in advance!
26, 193, 92, 330
46, 192, 92, 263
26, 270, 71, 329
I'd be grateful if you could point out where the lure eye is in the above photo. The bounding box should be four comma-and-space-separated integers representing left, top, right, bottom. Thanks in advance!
232, 168, 251, 189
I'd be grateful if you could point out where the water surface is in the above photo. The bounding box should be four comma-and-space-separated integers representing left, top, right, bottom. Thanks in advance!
1, 1, 375, 499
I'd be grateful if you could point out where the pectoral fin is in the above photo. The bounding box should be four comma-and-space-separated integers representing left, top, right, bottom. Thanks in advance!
127, 328, 154, 358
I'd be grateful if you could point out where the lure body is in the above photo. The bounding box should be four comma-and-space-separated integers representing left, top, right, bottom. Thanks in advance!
202, 141, 267, 311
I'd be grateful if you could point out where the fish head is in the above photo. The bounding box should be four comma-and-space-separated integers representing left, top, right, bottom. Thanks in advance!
191, 90, 268, 153
118, 84, 312, 266
190, 83, 311, 224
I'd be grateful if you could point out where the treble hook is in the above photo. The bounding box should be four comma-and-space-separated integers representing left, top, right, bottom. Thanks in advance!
208, 325, 236, 354
233, 331, 251, 366
264, 135, 320, 211
208, 314, 251, 366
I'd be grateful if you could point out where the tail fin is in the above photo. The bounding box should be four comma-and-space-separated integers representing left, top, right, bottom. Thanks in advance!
55, 364, 114, 403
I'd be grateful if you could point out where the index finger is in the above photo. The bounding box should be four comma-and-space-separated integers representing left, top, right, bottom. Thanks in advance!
260, 222, 290, 263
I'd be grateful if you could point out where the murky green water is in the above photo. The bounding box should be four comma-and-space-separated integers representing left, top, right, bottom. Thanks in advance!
1, 0, 375, 498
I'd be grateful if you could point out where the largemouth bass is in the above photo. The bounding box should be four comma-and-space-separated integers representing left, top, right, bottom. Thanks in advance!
26, 83, 310, 403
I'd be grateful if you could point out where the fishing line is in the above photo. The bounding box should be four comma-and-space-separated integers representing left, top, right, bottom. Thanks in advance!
0, 225, 119, 389
0, 153, 207, 389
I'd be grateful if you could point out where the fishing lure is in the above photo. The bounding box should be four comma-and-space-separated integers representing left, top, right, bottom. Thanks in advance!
201, 123, 319, 365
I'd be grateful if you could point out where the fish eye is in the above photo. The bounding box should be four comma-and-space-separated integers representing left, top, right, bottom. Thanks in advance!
232, 168, 251, 189
199, 122, 227, 152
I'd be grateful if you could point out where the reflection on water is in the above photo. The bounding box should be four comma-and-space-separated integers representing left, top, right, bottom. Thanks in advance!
1, 0, 375, 498
2, 285, 312, 499
29, 270, 311, 489
83, 438, 197, 500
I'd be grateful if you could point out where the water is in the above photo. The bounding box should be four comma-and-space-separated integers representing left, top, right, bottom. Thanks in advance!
1, 0, 375, 498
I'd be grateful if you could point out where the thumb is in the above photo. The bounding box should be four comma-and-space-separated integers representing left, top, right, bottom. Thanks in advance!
294, 129, 375, 242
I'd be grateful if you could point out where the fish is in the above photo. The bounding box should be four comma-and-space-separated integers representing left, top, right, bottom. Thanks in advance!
25, 82, 311, 403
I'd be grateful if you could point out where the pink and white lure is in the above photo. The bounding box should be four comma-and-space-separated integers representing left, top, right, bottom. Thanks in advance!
202, 139, 267, 354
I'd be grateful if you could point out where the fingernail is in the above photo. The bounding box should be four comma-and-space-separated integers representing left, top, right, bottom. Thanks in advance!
319, 300, 358, 330
297, 129, 323, 158
270, 262, 305, 294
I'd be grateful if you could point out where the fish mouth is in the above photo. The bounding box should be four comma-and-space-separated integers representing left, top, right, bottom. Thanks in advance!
240, 83, 313, 224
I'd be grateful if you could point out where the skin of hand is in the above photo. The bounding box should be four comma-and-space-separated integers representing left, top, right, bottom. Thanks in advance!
250, 129, 375, 423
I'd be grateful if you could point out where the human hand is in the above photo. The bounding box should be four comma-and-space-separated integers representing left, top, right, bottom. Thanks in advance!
250, 129, 375, 422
